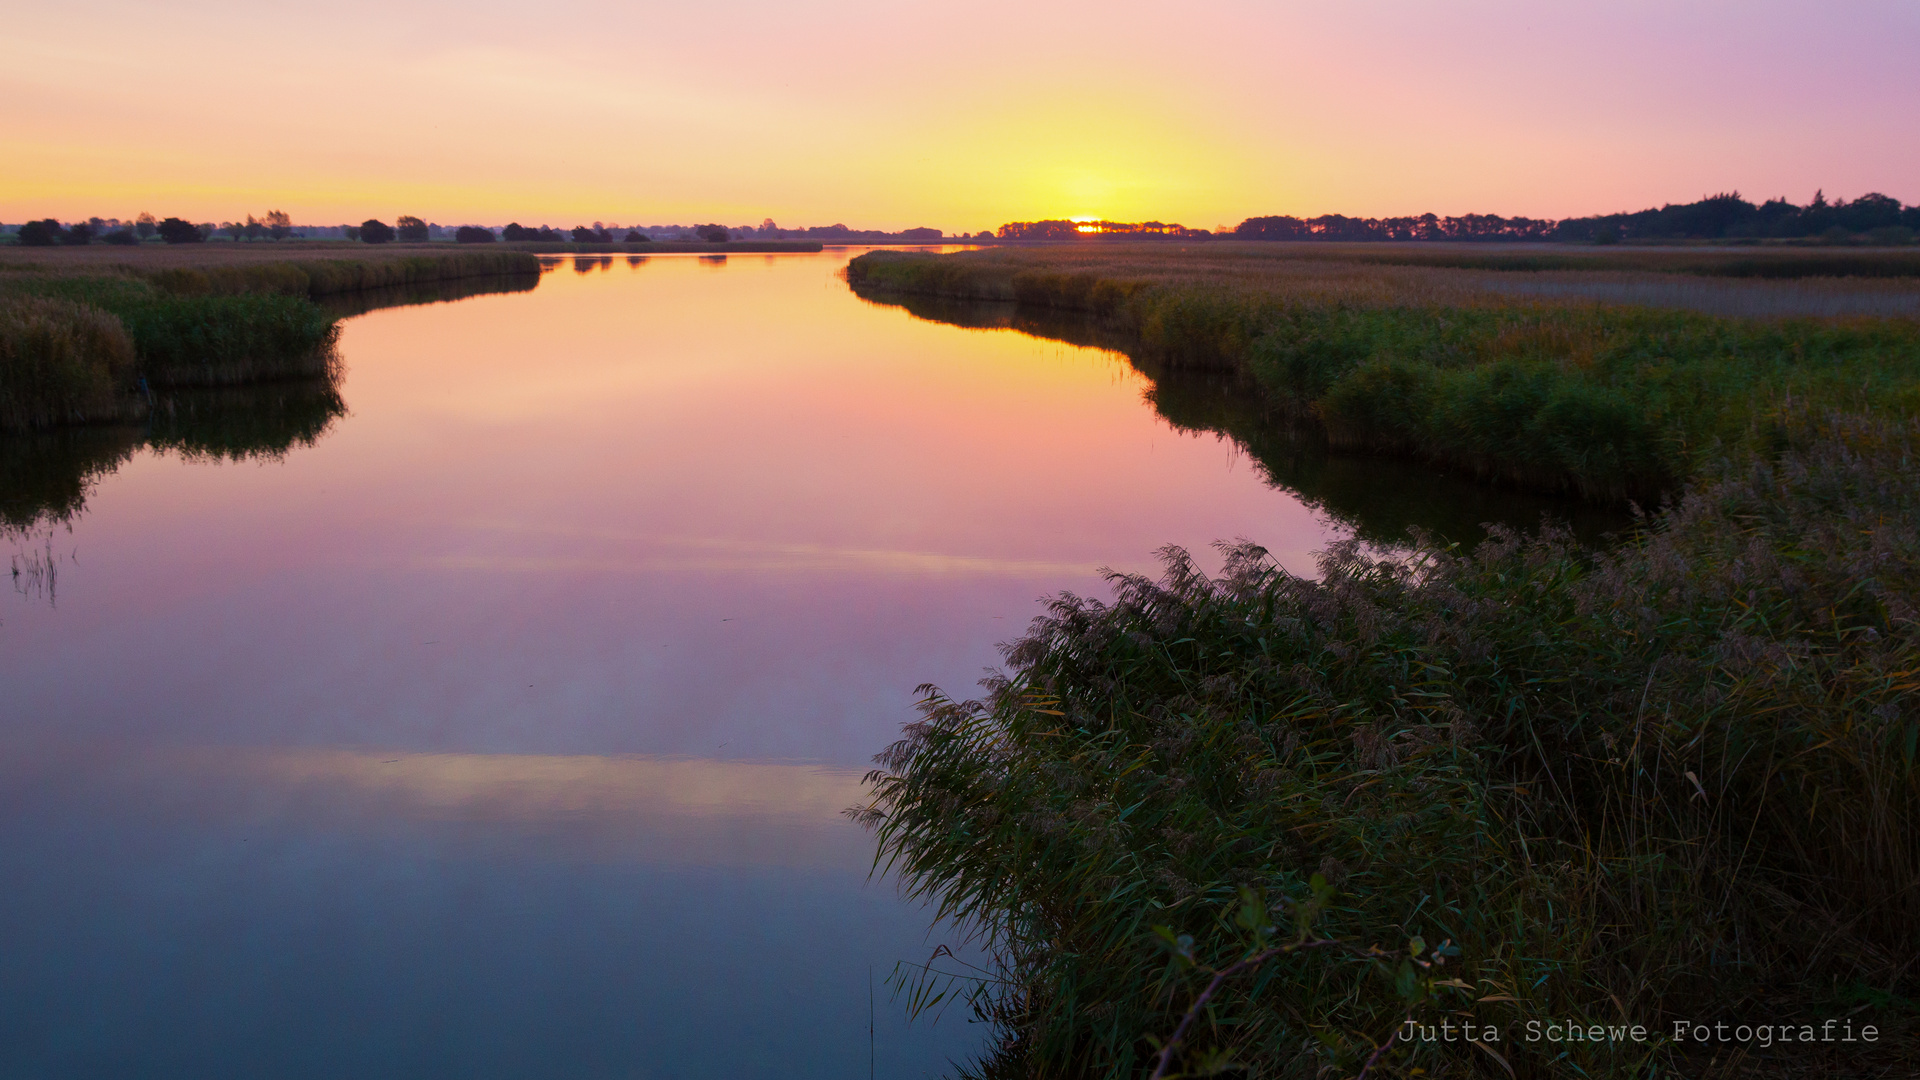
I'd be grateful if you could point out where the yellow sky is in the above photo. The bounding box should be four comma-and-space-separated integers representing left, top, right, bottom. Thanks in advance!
4, 0, 1916, 229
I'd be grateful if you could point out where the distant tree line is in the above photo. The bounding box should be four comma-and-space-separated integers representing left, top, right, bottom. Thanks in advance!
1233, 191, 1920, 244
998, 220, 1213, 241
14, 215, 210, 245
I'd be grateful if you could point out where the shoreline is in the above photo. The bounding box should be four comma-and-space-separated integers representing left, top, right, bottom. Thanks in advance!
847, 246, 1920, 503
1, 248, 542, 431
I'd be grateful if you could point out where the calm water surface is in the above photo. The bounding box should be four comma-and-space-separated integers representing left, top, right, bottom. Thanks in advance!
2, 250, 1508, 1077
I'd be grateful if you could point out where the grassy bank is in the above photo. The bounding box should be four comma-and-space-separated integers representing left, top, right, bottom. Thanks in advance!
863, 410, 1920, 1078
0, 248, 539, 430
848, 247, 1920, 502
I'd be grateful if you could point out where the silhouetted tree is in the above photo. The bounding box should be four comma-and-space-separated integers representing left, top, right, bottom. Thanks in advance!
996, 220, 1079, 241
263, 209, 292, 240
135, 212, 157, 239
360, 219, 396, 244
157, 217, 202, 244
455, 225, 495, 243
624, 229, 647, 242
16, 220, 61, 246
695, 224, 730, 242
396, 215, 428, 242
63, 222, 94, 245
1234, 216, 1309, 240
103, 228, 138, 245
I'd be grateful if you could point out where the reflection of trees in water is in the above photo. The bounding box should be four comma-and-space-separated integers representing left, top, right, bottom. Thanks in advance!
854, 288, 1631, 548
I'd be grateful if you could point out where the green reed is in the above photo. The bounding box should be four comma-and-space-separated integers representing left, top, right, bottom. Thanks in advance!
0, 295, 140, 428
0, 250, 540, 430
860, 410, 1919, 1079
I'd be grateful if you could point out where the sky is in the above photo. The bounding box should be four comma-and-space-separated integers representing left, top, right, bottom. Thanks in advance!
4, 0, 1918, 231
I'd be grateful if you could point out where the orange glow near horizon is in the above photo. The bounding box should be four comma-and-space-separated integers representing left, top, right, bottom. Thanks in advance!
3, 1, 1916, 229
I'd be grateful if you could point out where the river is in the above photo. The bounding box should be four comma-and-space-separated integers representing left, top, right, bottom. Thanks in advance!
0, 249, 1602, 1078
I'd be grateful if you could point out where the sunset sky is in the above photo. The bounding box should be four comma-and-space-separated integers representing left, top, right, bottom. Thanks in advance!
5, 0, 1917, 231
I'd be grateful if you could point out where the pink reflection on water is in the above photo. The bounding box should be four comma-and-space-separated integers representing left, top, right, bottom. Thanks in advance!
0, 251, 1343, 764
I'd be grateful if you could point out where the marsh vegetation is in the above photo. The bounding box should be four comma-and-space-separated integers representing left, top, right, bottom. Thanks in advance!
850, 244, 1920, 1077
0, 248, 539, 431
849, 246, 1920, 503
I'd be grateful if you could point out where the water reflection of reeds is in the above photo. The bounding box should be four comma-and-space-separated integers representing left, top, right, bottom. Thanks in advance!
851, 289, 1629, 548
1, 377, 349, 540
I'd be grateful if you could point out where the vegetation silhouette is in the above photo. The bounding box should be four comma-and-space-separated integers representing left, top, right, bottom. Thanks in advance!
1226, 190, 1919, 244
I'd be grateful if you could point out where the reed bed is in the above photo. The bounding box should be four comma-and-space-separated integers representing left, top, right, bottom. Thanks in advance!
848, 248, 1920, 502
862, 410, 1920, 1079
142, 249, 540, 299
0, 295, 139, 428
0, 249, 539, 430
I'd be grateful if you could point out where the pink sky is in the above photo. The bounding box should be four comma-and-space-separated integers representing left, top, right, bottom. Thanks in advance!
4, 0, 1917, 230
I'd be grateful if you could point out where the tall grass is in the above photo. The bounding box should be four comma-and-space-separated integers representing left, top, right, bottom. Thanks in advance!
142, 249, 541, 299
0, 250, 540, 430
0, 295, 139, 428
861, 411, 1920, 1078
849, 249, 1920, 501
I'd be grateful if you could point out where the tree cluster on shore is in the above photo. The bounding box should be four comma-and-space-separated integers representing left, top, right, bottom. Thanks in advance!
987, 191, 1920, 246
13, 214, 210, 246
1233, 191, 1920, 244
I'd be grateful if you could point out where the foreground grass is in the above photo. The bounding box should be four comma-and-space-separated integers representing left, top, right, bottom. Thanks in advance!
0, 248, 538, 430
849, 247, 1920, 502
862, 410, 1919, 1078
